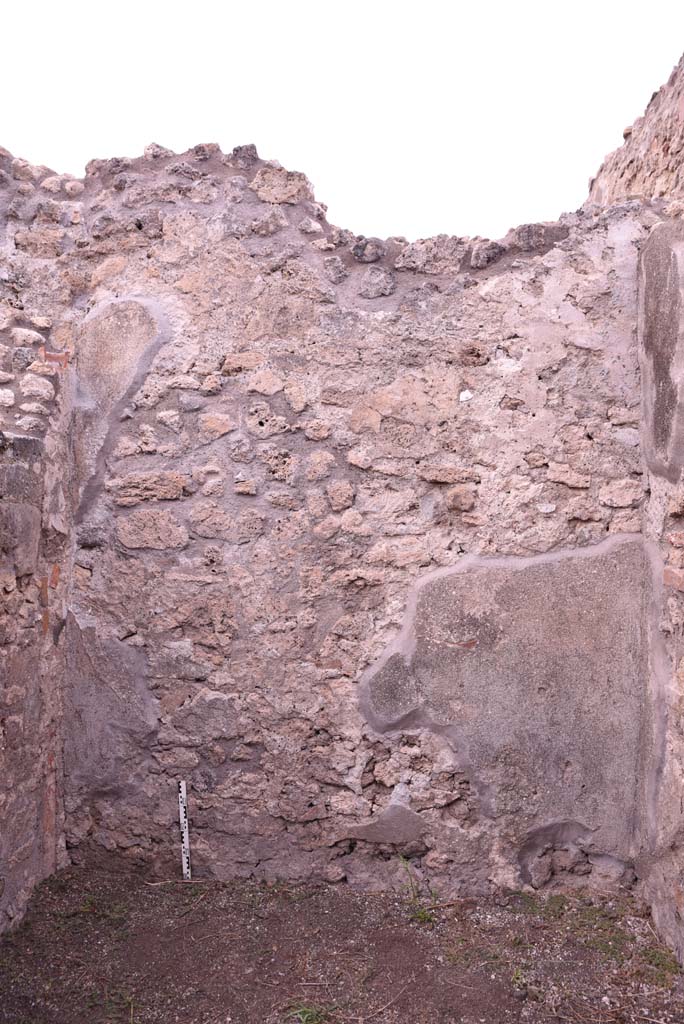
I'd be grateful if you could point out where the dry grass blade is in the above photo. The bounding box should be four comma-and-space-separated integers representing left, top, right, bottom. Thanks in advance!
336, 983, 411, 1023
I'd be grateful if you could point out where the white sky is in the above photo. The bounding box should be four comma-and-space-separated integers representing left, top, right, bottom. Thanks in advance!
3, 1, 684, 241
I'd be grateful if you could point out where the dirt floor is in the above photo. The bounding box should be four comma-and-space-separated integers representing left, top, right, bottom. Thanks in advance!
1, 856, 684, 1024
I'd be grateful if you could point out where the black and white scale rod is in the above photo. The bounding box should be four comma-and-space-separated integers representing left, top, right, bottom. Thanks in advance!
178, 780, 192, 880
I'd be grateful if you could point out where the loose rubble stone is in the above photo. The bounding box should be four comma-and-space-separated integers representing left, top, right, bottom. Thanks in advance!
470, 239, 506, 268
106, 471, 187, 506
247, 368, 284, 395
198, 412, 236, 440
323, 255, 348, 283
358, 266, 396, 298
444, 483, 477, 511
251, 208, 288, 236
298, 216, 323, 234
351, 236, 386, 262
598, 478, 644, 508
249, 164, 313, 204
221, 351, 264, 375
115, 509, 189, 549
11, 327, 44, 347
20, 374, 54, 402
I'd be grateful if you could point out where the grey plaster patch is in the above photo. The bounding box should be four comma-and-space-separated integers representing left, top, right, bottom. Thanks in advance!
361, 536, 655, 869
63, 613, 159, 797
0, 441, 43, 576
72, 297, 171, 520
638, 220, 684, 482
348, 783, 426, 845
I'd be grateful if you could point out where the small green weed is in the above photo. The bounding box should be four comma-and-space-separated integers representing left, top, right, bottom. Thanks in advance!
543, 894, 567, 919
643, 945, 679, 972
86, 987, 135, 1023
66, 894, 128, 925
398, 855, 420, 900
575, 908, 633, 964
409, 904, 436, 926
510, 892, 542, 915
641, 945, 680, 986
284, 1004, 332, 1024
398, 855, 435, 926
511, 966, 527, 989
510, 891, 566, 919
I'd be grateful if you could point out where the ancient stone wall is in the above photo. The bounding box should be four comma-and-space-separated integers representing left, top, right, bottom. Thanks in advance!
0, 344, 70, 927
0, 151, 81, 928
590, 55, 684, 206
635, 220, 684, 957
3, 59, 684, 958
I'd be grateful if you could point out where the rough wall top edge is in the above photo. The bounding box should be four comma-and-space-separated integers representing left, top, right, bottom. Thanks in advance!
590, 54, 684, 206
0, 136, 664, 262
